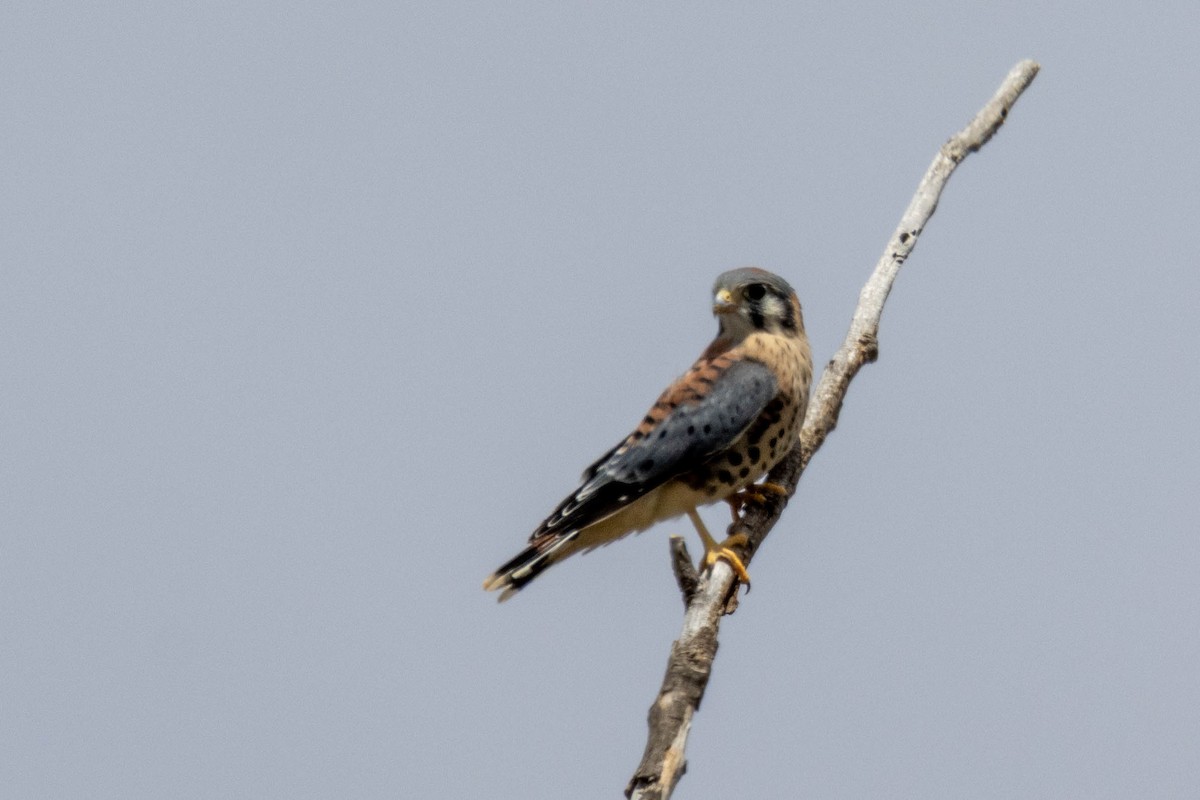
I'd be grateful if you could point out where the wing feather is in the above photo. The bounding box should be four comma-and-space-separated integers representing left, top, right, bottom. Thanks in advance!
531, 358, 776, 539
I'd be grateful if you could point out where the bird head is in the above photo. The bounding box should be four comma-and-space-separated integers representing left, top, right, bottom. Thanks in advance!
711, 267, 804, 340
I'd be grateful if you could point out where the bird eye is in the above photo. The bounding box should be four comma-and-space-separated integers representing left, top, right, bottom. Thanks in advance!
744, 283, 767, 301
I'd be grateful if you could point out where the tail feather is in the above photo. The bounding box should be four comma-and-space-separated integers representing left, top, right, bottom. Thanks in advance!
483, 531, 580, 602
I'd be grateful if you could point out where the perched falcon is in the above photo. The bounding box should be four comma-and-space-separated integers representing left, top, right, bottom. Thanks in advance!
484, 268, 812, 602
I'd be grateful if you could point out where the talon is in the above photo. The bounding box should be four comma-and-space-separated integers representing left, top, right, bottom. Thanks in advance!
686, 509, 752, 590
724, 481, 788, 520
702, 532, 752, 589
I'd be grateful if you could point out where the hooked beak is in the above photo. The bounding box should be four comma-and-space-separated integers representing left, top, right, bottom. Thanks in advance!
712, 288, 737, 315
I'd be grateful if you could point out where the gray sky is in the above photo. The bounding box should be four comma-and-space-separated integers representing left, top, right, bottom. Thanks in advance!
3, 3, 1199, 798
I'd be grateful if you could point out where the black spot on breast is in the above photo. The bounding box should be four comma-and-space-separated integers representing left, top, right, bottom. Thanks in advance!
717, 469, 734, 485
739, 467, 750, 478
727, 452, 743, 466
768, 436, 778, 450
747, 446, 761, 464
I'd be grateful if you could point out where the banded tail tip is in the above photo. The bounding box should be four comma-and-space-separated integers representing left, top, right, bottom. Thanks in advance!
484, 531, 578, 602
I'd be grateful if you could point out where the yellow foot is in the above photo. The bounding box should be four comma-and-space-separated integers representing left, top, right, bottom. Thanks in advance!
724, 481, 788, 521
702, 532, 752, 588
686, 509, 752, 590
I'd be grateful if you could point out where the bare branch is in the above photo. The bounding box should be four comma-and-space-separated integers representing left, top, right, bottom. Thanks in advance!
625, 59, 1040, 800
668, 535, 700, 608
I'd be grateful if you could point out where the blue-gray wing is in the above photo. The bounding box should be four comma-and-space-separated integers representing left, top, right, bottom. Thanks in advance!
531, 358, 777, 538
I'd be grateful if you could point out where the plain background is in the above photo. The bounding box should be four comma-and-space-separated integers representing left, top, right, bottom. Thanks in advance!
3, 3, 1199, 798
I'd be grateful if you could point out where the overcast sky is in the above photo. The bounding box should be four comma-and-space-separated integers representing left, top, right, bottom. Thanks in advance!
3, 3, 1199, 798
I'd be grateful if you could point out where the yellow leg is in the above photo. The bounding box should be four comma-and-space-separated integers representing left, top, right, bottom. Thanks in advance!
686, 508, 751, 588
724, 481, 789, 522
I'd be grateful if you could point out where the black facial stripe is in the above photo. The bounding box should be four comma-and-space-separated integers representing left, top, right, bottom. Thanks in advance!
780, 296, 796, 329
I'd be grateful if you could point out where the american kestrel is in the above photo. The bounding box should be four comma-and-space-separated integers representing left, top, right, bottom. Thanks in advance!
484, 268, 812, 602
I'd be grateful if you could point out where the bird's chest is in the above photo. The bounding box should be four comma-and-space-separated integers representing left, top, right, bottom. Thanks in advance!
682, 339, 810, 501
682, 390, 803, 499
